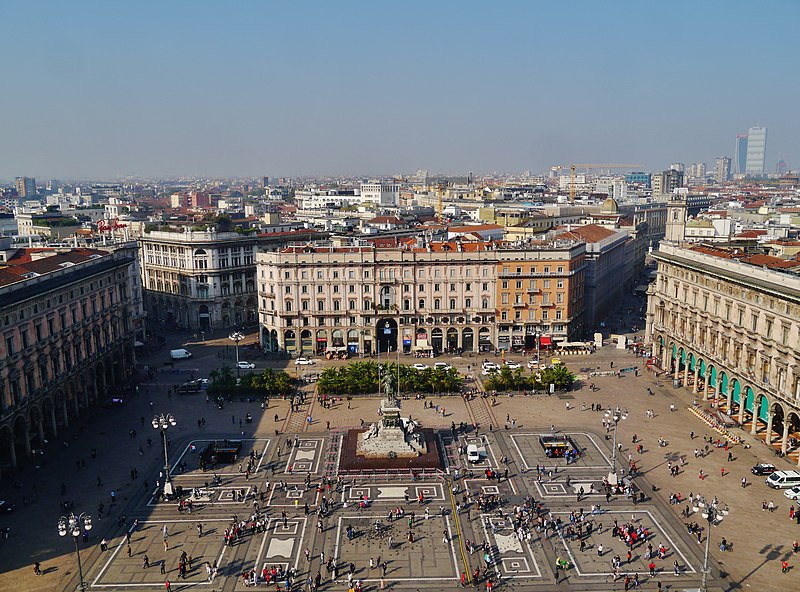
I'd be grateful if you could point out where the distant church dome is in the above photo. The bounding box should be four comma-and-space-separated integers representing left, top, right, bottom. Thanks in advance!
600, 196, 619, 214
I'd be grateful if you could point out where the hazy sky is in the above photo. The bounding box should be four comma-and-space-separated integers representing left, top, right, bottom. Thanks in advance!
1, 1, 797, 179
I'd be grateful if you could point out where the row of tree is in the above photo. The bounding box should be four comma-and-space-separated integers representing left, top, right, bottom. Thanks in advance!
483, 365, 575, 392
317, 361, 463, 396
208, 366, 295, 398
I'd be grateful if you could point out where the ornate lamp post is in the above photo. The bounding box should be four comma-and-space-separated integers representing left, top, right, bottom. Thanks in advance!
58, 512, 92, 591
152, 413, 177, 499
699, 498, 727, 592
229, 331, 244, 377
604, 406, 628, 482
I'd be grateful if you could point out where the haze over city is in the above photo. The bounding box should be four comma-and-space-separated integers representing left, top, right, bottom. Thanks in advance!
2, 0, 798, 179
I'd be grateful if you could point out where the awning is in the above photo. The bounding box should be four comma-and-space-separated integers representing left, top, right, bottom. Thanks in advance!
412, 344, 433, 351
634, 284, 649, 293
134, 340, 145, 347
539, 336, 552, 346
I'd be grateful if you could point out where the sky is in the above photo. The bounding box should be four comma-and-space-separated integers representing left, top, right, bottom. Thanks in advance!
1, 0, 798, 180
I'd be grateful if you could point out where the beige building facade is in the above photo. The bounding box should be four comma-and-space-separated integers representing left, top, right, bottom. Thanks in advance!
257, 242, 499, 356
646, 242, 800, 462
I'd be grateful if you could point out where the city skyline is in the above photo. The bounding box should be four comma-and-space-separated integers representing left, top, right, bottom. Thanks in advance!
1, 1, 798, 178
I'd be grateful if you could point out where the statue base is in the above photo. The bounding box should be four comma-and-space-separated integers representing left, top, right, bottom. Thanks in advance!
340, 428, 444, 472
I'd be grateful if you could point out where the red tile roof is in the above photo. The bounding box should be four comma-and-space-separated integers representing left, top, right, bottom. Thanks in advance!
555, 224, 619, 243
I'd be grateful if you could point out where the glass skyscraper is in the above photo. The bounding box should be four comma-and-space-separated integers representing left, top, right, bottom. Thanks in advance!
734, 134, 748, 175
745, 126, 767, 175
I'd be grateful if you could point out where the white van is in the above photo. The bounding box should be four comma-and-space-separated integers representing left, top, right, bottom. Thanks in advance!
765, 470, 800, 489
169, 348, 193, 360
466, 444, 483, 463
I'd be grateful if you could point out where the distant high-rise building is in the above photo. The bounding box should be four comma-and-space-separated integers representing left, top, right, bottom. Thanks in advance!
261, 177, 270, 188
687, 163, 706, 179
734, 134, 748, 175
652, 169, 684, 197
15, 176, 36, 197
669, 163, 685, 173
745, 126, 767, 175
715, 156, 731, 183
776, 160, 788, 176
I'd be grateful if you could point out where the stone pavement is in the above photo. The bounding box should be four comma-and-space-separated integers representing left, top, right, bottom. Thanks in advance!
0, 323, 797, 591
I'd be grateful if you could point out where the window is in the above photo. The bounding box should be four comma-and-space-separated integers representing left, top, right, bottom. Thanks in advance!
450, 283, 456, 292
418, 299, 425, 309
543, 280, 550, 289
515, 310, 521, 320
556, 281, 564, 289
285, 286, 291, 294
482, 283, 489, 291
765, 318, 773, 339
465, 298, 471, 308
317, 301, 324, 311
556, 310, 562, 320
501, 293, 509, 304
782, 325, 790, 345
449, 299, 456, 309
751, 314, 758, 332
501, 311, 507, 320
434, 299, 441, 310
465, 283, 471, 291
333, 285, 339, 293
333, 271, 339, 279
542, 309, 549, 320
285, 301, 292, 312
301, 285, 308, 294
482, 299, 489, 309
317, 286, 323, 294
333, 301, 340, 311
301, 300, 309, 311
557, 266, 563, 273
515, 281, 522, 289
20, 327, 28, 349
349, 300, 356, 310
434, 283, 440, 292
501, 281, 508, 289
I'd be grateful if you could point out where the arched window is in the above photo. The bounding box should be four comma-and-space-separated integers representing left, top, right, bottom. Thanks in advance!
285, 300, 292, 312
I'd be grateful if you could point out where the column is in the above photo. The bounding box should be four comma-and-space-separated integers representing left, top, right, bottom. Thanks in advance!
673, 354, 680, 380
49, 404, 58, 438
692, 365, 700, 394
738, 392, 745, 425
750, 396, 759, 435
36, 415, 45, 446
781, 421, 790, 456
21, 423, 31, 458
61, 398, 70, 429
7, 436, 16, 470
683, 359, 690, 387
662, 345, 670, 371
765, 410, 774, 445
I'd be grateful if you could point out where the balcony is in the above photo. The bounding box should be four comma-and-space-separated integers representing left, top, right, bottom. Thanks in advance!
512, 302, 527, 308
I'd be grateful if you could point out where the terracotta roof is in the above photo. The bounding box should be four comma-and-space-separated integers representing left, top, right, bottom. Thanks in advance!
0, 249, 108, 287
734, 230, 768, 239
741, 254, 800, 270
366, 216, 404, 224
555, 224, 619, 243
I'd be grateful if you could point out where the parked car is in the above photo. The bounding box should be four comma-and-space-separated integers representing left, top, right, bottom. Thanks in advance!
784, 485, 800, 500
751, 463, 777, 476
504, 361, 521, 370
527, 358, 541, 369
169, 348, 192, 360
412, 363, 428, 371
482, 361, 499, 376
0, 500, 16, 514
236, 361, 256, 369
295, 357, 315, 366
433, 362, 451, 371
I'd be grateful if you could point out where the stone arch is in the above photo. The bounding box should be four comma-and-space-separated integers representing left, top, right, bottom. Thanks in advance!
300, 329, 313, 355
478, 327, 491, 352
446, 327, 459, 352
431, 328, 443, 354
40, 395, 57, 440
315, 330, 328, 355
462, 327, 474, 352
785, 411, 800, 457
12, 414, 30, 463
283, 329, 296, 353
28, 404, 46, 453
0, 424, 16, 472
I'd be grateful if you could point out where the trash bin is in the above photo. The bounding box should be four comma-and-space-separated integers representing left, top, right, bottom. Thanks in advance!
673, 379, 681, 388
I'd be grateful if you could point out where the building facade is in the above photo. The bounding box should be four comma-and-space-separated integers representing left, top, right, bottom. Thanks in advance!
734, 134, 748, 175
257, 241, 498, 356
495, 241, 586, 351
0, 246, 139, 475
715, 156, 731, 183
15, 177, 36, 198
139, 229, 260, 331
646, 243, 800, 462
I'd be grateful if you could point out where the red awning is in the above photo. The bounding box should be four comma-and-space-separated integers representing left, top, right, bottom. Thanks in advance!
539, 336, 552, 346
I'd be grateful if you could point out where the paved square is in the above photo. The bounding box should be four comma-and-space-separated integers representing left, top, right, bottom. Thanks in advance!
509, 432, 612, 470
284, 437, 325, 475
333, 514, 460, 581
553, 509, 697, 578
170, 438, 272, 477
477, 514, 542, 579
340, 482, 446, 505
92, 519, 231, 588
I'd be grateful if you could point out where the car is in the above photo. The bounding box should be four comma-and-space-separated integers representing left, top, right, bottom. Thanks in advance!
412, 363, 428, 371
433, 362, 451, 371
504, 361, 521, 370
194, 378, 210, 385
527, 358, 541, 369
481, 365, 499, 376
751, 463, 777, 476
236, 361, 256, 369
466, 444, 483, 463
0, 500, 16, 514
482, 361, 498, 371
784, 485, 800, 500
295, 357, 315, 366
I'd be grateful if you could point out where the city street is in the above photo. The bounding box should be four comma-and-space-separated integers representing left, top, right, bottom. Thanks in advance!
1, 323, 798, 592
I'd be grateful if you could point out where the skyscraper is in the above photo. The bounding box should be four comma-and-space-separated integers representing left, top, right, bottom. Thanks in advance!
745, 126, 767, 175
15, 177, 36, 197
734, 134, 748, 175
715, 156, 731, 183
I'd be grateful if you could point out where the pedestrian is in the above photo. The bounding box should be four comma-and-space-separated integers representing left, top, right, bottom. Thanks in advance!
127, 544, 132, 557
597, 544, 604, 557
34, 562, 42, 576
742, 477, 747, 488
143, 555, 150, 569
165, 580, 172, 592
161, 560, 166, 575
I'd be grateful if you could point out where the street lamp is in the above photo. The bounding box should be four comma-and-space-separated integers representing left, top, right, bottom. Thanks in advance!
58, 512, 92, 591
229, 331, 244, 377
604, 406, 627, 482
152, 413, 177, 499
699, 498, 727, 592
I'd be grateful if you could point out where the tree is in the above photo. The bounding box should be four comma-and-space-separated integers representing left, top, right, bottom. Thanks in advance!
539, 365, 575, 390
